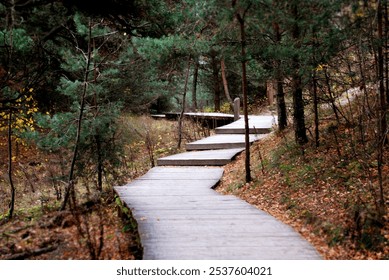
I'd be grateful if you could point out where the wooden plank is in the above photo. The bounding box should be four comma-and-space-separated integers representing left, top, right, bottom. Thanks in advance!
157, 148, 244, 166
186, 134, 266, 150
116, 179, 220, 189
215, 115, 275, 135
137, 167, 224, 180
143, 246, 320, 260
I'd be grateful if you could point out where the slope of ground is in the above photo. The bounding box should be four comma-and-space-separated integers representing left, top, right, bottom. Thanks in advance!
217, 126, 388, 259
0, 115, 199, 260
0, 194, 140, 260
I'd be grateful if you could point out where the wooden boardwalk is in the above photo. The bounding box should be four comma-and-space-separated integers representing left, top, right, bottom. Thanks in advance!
114, 115, 321, 260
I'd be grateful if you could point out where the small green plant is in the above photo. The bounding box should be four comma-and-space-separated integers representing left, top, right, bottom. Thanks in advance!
280, 195, 297, 210
227, 181, 244, 192
301, 209, 318, 225
115, 196, 137, 232
321, 222, 345, 246
114, 196, 143, 258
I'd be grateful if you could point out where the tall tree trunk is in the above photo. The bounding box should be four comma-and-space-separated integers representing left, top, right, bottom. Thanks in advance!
377, 1, 387, 144
61, 20, 93, 211
376, 0, 386, 219
292, 74, 308, 145
93, 38, 103, 193
275, 68, 287, 130
177, 57, 192, 149
311, 29, 319, 147
312, 72, 320, 147
272, 22, 287, 131
7, 109, 15, 220
385, 0, 389, 104
211, 51, 221, 111
221, 58, 233, 109
291, 4, 308, 145
192, 58, 199, 111
234, 0, 252, 182
6, 0, 16, 220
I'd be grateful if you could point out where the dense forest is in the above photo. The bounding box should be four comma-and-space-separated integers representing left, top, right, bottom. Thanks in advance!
0, 0, 388, 259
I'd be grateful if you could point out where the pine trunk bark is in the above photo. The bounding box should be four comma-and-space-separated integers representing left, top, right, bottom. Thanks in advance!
272, 22, 287, 130
221, 58, 233, 109
312, 73, 320, 147
376, 1, 386, 219
192, 59, 199, 111
276, 71, 287, 130
211, 52, 221, 112
291, 4, 308, 145
61, 20, 93, 211
236, 10, 251, 183
7, 110, 15, 219
177, 57, 192, 149
385, 0, 389, 104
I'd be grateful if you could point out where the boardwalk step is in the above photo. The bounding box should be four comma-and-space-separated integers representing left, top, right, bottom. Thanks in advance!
186, 134, 266, 150
215, 115, 275, 135
215, 127, 271, 134
157, 148, 244, 166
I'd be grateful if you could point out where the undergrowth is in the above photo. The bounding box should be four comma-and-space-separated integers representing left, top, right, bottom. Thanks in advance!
218, 102, 388, 259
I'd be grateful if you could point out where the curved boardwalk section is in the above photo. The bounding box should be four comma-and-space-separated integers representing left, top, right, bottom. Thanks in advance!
114, 115, 321, 259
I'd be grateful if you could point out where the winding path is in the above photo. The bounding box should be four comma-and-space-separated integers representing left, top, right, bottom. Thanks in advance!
114, 115, 321, 259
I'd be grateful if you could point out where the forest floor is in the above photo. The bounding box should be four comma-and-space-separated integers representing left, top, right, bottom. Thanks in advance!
217, 122, 389, 259
0, 115, 199, 260
0, 137, 141, 260
1, 112, 388, 260
0, 194, 140, 260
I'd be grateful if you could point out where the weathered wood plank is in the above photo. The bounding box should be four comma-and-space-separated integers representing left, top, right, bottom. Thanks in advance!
137, 167, 224, 180
157, 148, 244, 166
215, 115, 275, 134
143, 246, 320, 260
186, 134, 266, 150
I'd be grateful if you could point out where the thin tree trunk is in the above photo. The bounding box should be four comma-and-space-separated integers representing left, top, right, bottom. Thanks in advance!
272, 21, 287, 131
385, 0, 389, 104
377, 1, 387, 144
192, 58, 199, 111
6, 0, 16, 220
324, 67, 351, 125
311, 29, 319, 147
292, 75, 308, 145
93, 38, 103, 193
61, 20, 93, 211
376, 0, 386, 219
234, 1, 252, 182
221, 58, 233, 109
276, 69, 287, 130
291, 3, 308, 145
312, 73, 320, 147
211, 51, 221, 112
177, 57, 192, 149
7, 109, 15, 219
324, 68, 340, 123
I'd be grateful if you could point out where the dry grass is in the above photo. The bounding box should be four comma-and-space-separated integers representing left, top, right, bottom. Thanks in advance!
0, 114, 187, 260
